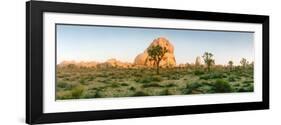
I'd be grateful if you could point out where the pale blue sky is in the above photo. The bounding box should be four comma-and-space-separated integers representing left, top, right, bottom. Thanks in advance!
56, 24, 254, 65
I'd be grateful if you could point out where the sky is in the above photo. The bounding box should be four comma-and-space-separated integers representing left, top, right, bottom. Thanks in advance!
56, 24, 254, 65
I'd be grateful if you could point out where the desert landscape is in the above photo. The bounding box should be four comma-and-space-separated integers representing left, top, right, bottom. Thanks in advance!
56, 37, 254, 100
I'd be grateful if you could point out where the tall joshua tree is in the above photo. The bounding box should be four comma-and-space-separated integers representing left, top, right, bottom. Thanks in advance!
202, 52, 215, 72
240, 58, 249, 68
147, 45, 168, 74
228, 60, 234, 70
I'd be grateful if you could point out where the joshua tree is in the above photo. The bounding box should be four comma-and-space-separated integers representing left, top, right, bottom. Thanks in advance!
228, 60, 234, 70
240, 58, 249, 68
147, 45, 168, 74
202, 52, 215, 72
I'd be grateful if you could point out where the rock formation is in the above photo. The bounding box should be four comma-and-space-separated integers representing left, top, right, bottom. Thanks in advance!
97, 58, 132, 68
58, 59, 132, 68
134, 37, 176, 67
58, 60, 98, 68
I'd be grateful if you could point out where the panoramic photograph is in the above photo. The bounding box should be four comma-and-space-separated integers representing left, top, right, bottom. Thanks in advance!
55, 24, 254, 100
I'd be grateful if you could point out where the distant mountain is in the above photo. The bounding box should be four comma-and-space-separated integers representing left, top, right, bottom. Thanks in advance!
58, 60, 99, 68
58, 59, 133, 68
96, 58, 133, 68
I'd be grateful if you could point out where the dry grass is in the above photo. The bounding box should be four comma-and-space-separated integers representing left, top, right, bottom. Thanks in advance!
56, 66, 254, 100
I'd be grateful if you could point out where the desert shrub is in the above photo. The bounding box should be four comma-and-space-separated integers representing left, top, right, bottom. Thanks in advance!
120, 83, 129, 86
57, 74, 65, 78
135, 76, 163, 83
57, 81, 77, 90
168, 74, 181, 80
63, 77, 70, 81
71, 85, 84, 98
165, 83, 177, 87
96, 73, 108, 77
232, 83, 240, 87
82, 90, 97, 99
87, 76, 95, 81
194, 70, 204, 75
246, 84, 254, 91
57, 81, 68, 88
129, 86, 136, 91
182, 82, 201, 94
66, 64, 76, 69
109, 83, 120, 88
142, 83, 162, 88
79, 79, 86, 84
133, 73, 143, 77
94, 90, 103, 98
199, 72, 225, 80
133, 91, 149, 96
189, 82, 202, 89
160, 89, 173, 95
213, 79, 232, 93
236, 83, 253, 92
210, 72, 225, 79
228, 76, 236, 82
197, 85, 215, 93
182, 79, 233, 94
99, 79, 114, 84
243, 80, 254, 84
135, 77, 150, 83
199, 75, 210, 80
56, 91, 73, 100
237, 88, 246, 92
150, 76, 163, 82
241, 83, 250, 87
114, 73, 124, 78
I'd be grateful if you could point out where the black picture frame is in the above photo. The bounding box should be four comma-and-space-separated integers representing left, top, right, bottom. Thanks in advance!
26, 1, 269, 124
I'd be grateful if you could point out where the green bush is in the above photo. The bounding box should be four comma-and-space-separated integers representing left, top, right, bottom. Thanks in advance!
168, 74, 181, 80
129, 86, 136, 91
160, 89, 173, 95
57, 81, 77, 90
133, 91, 149, 96
94, 90, 103, 98
243, 80, 254, 84
165, 83, 177, 87
79, 79, 86, 84
120, 83, 129, 86
197, 85, 215, 93
82, 90, 98, 99
150, 76, 163, 82
200, 72, 225, 80
213, 79, 232, 93
57, 81, 68, 88
182, 82, 202, 94
135, 77, 150, 83
182, 80, 233, 94
142, 83, 162, 88
109, 83, 120, 88
236, 82, 253, 92
194, 70, 204, 75
228, 76, 236, 82
87, 76, 95, 81
135, 76, 163, 83
71, 85, 84, 98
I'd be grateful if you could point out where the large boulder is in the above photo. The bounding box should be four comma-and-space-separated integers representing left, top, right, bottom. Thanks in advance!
134, 37, 176, 67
